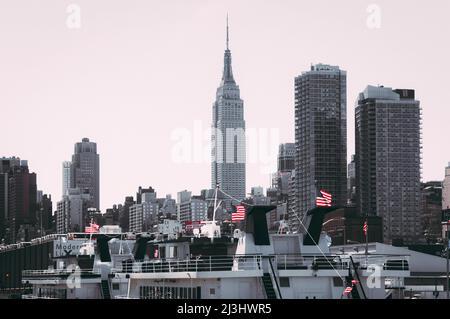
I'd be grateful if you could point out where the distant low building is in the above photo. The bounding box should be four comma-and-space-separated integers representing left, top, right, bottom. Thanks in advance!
104, 205, 121, 226
347, 155, 356, 206
136, 186, 156, 205
129, 201, 159, 233
56, 188, 92, 234
421, 182, 443, 244
160, 194, 177, 219
119, 196, 135, 232
36, 192, 53, 236
177, 190, 208, 226
442, 163, 450, 210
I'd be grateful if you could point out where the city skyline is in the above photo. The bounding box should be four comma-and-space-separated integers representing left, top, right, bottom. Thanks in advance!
1, 1, 449, 210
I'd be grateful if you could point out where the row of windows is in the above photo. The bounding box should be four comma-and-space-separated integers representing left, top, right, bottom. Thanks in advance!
139, 286, 201, 299
36, 287, 67, 299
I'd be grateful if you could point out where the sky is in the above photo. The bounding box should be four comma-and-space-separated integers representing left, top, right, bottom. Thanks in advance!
0, 0, 449, 211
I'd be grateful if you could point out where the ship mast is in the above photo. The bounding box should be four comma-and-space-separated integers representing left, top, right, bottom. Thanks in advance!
212, 184, 222, 223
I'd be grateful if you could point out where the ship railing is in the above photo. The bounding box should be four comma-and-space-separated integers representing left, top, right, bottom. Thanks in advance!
112, 255, 263, 274
22, 269, 101, 277
271, 254, 409, 272
114, 295, 139, 299
347, 254, 410, 271
22, 294, 59, 299
272, 254, 347, 271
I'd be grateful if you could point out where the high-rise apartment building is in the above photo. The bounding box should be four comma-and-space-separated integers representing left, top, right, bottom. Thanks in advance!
293, 64, 347, 224
355, 85, 422, 245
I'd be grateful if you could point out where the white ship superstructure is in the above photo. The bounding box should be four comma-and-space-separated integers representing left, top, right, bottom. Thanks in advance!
19, 205, 411, 299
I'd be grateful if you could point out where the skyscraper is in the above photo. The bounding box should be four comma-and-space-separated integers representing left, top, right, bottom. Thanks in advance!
276, 143, 296, 200
0, 157, 21, 243
62, 161, 71, 196
278, 143, 295, 173
7, 160, 37, 243
293, 64, 347, 222
355, 85, 422, 245
70, 138, 100, 210
211, 18, 246, 204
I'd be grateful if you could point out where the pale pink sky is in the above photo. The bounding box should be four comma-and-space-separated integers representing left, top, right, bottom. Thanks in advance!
0, 0, 449, 210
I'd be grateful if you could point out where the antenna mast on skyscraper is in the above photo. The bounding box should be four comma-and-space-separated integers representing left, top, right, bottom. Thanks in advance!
226, 14, 229, 50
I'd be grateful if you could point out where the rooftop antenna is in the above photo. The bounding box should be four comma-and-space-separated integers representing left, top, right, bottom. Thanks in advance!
226, 14, 229, 50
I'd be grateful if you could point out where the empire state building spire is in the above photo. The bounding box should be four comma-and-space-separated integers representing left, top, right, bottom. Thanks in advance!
226, 14, 229, 50
222, 15, 235, 85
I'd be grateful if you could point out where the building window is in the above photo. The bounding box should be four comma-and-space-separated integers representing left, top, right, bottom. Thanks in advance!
279, 277, 290, 287
169, 246, 178, 258
333, 277, 344, 287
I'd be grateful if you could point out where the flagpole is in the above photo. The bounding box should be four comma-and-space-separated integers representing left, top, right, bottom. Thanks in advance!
365, 216, 369, 268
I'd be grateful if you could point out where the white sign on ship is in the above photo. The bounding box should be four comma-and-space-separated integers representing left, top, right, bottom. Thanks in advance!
53, 239, 89, 257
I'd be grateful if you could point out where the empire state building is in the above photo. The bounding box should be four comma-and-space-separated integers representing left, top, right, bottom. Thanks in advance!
211, 18, 246, 204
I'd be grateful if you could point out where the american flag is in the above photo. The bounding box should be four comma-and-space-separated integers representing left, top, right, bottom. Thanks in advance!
343, 287, 353, 295
363, 220, 368, 237
316, 190, 332, 207
84, 222, 100, 233
232, 205, 246, 222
